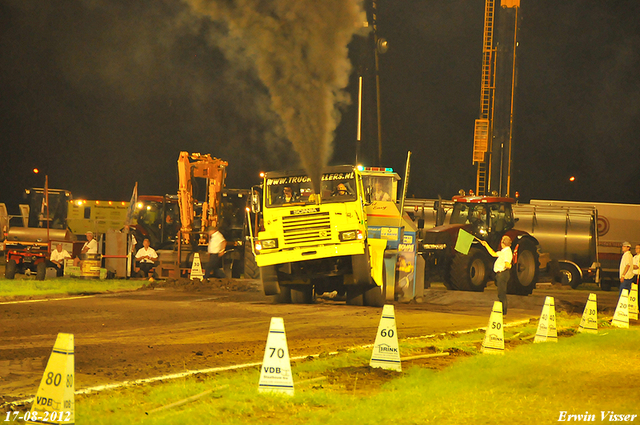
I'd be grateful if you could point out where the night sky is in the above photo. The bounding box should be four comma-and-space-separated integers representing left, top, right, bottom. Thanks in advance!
1, 0, 639, 213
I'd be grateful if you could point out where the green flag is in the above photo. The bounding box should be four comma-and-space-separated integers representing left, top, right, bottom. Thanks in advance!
455, 229, 475, 255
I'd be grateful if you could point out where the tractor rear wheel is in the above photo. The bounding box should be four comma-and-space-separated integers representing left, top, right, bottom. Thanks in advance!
36, 262, 46, 281
5, 259, 17, 279
507, 239, 540, 295
449, 248, 490, 292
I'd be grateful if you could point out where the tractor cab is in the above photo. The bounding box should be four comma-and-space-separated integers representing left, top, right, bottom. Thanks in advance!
450, 195, 516, 249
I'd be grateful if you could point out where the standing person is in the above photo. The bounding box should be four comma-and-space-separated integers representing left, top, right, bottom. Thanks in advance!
619, 241, 634, 298
135, 238, 158, 277
481, 235, 513, 315
205, 226, 226, 279
74, 231, 98, 266
633, 244, 640, 285
48, 243, 71, 277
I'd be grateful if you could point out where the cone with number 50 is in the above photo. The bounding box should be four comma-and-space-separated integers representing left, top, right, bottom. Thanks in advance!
482, 301, 504, 354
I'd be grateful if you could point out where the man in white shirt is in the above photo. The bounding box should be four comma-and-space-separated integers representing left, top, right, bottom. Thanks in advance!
633, 244, 640, 285
48, 243, 71, 277
135, 238, 158, 277
205, 226, 226, 279
372, 180, 391, 202
481, 235, 513, 315
74, 231, 98, 266
619, 241, 634, 298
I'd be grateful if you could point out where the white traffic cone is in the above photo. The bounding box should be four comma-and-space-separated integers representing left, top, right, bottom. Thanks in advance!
370, 305, 402, 371
481, 301, 504, 354
578, 293, 598, 334
26, 333, 75, 425
258, 317, 294, 395
628, 282, 638, 321
535, 296, 558, 343
612, 289, 630, 329
190, 253, 205, 280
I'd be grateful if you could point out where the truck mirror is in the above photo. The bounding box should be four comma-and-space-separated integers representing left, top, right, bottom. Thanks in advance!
251, 191, 261, 214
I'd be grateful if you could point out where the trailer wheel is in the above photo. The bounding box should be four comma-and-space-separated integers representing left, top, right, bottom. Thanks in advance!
291, 285, 314, 304
5, 259, 17, 279
449, 248, 489, 292
559, 263, 582, 289
507, 240, 540, 295
363, 285, 384, 307
36, 262, 46, 281
346, 286, 364, 306
243, 244, 260, 279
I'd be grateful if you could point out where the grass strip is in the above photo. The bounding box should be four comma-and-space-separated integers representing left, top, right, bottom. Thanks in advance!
59, 317, 639, 425
0, 278, 144, 298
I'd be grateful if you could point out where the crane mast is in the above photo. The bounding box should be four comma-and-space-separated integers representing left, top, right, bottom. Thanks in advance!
473, 0, 520, 196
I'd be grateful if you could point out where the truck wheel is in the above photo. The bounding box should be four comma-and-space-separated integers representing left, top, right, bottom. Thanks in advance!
275, 285, 292, 303
5, 259, 17, 279
36, 262, 46, 281
346, 286, 364, 306
559, 263, 582, 289
352, 244, 372, 285
243, 244, 260, 279
449, 248, 489, 292
261, 265, 280, 295
363, 285, 384, 307
291, 285, 314, 304
507, 240, 540, 295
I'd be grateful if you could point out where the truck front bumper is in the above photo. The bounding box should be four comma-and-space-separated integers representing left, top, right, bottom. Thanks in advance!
255, 242, 365, 267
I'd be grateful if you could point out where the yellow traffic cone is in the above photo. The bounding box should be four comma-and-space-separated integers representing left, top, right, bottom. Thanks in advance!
370, 305, 402, 371
628, 283, 638, 321
578, 293, 598, 334
481, 301, 504, 354
612, 289, 630, 329
258, 317, 294, 395
190, 253, 205, 280
535, 296, 558, 343
26, 333, 75, 425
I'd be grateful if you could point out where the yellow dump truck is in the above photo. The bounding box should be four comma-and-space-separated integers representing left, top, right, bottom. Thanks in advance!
252, 165, 421, 306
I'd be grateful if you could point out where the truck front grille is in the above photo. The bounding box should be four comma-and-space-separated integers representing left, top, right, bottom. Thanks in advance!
282, 212, 331, 246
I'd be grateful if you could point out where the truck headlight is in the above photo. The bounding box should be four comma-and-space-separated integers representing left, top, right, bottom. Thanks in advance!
339, 230, 360, 242
258, 239, 278, 250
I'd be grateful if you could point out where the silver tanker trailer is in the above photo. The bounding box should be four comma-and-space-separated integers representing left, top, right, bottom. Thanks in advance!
405, 198, 599, 290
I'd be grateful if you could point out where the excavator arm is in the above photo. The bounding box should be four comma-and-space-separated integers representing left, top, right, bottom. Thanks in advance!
177, 152, 228, 244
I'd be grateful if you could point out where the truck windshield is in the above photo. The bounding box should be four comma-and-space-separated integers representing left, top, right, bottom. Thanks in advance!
266, 171, 357, 207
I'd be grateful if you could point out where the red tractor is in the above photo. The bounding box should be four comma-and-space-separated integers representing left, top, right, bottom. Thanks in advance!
420, 194, 540, 295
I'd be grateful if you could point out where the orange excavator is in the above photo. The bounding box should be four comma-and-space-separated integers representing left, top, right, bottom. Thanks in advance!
177, 152, 228, 245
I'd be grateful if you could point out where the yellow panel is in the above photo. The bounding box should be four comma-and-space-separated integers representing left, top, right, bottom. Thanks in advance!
502, 0, 520, 8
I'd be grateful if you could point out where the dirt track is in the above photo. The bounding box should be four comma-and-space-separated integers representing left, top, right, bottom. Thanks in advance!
0, 279, 622, 404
